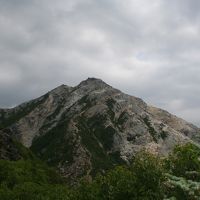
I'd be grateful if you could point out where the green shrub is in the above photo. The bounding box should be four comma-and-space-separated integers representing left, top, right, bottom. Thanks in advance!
165, 143, 200, 180
130, 150, 165, 200
1, 143, 200, 199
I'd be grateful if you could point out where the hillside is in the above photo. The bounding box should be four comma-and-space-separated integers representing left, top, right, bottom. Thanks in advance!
0, 78, 200, 181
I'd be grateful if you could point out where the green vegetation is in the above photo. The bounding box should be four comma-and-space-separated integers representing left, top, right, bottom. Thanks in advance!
0, 160, 63, 187
106, 98, 116, 110
10, 139, 36, 160
165, 174, 200, 200
1, 143, 200, 199
0, 130, 36, 161
0, 159, 70, 200
143, 118, 168, 142
46, 104, 63, 121
77, 115, 117, 175
143, 117, 159, 142
31, 121, 74, 166
87, 114, 115, 151
117, 111, 129, 125
0, 94, 48, 130
106, 98, 116, 121
79, 95, 93, 111
163, 143, 200, 199
165, 143, 200, 181
161, 130, 168, 140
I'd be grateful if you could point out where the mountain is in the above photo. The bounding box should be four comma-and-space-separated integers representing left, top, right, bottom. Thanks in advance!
0, 128, 35, 161
0, 78, 200, 181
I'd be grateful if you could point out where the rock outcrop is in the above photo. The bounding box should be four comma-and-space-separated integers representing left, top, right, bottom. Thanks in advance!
0, 78, 199, 181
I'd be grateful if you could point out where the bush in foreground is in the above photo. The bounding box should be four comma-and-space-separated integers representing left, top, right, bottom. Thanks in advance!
1, 143, 200, 200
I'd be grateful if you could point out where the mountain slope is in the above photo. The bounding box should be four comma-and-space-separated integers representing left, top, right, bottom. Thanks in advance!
0, 78, 200, 181
0, 128, 35, 161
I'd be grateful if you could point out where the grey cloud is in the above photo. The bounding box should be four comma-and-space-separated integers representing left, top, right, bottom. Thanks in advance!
0, 0, 199, 126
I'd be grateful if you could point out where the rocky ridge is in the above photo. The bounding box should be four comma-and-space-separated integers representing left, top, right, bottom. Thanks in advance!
0, 78, 199, 181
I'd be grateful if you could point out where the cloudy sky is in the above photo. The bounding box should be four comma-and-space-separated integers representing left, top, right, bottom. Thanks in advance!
0, 0, 200, 126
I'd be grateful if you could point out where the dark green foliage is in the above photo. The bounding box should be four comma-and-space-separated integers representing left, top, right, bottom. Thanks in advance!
106, 98, 116, 110
117, 111, 129, 125
161, 130, 168, 140
106, 98, 116, 121
0, 95, 48, 130
0, 134, 72, 199
163, 143, 200, 199
142, 118, 171, 142
79, 95, 93, 111
165, 143, 200, 180
31, 121, 74, 166
77, 145, 200, 200
130, 151, 165, 200
94, 125, 115, 150
107, 109, 115, 121
143, 117, 158, 142
0, 160, 63, 187
0, 129, 36, 161
11, 139, 36, 160
5, 182, 72, 200
46, 105, 63, 121
77, 112, 125, 175
0, 160, 72, 200
164, 174, 200, 200
77, 115, 116, 175
88, 114, 115, 151
108, 151, 125, 165
1, 141, 200, 199
76, 151, 165, 200
76, 166, 136, 200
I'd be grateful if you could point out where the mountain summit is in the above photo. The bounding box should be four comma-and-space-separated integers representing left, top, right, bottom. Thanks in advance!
0, 78, 200, 181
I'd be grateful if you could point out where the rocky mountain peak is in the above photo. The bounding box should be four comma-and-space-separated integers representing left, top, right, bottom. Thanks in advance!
77, 77, 111, 90
49, 84, 73, 96
79, 77, 105, 84
0, 78, 200, 181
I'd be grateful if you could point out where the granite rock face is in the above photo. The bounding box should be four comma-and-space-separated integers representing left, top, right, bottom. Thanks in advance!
0, 78, 200, 181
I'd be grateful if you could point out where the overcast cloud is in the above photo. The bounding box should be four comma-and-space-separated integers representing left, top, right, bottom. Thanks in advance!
0, 0, 200, 126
